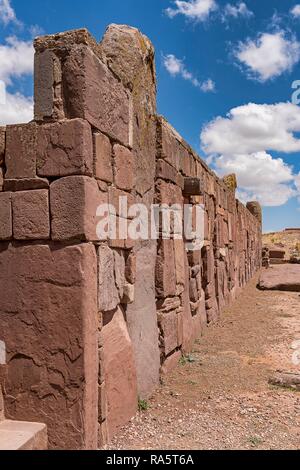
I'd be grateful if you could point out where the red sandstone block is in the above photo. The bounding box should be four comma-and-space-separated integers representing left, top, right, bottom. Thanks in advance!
63, 46, 130, 145
37, 119, 93, 177
158, 311, 179, 356
0, 243, 98, 449
98, 245, 121, 313
50, 176, 101, 241
12, 190, 50, 240
4, 178, 49, 192
94, 132, 113, 183
160, 350, 181, 375
0, 192, 12, 240
157, 118, 189, 171
5, 124, 38, 179
101, 308, 138, 438
114, 144, 134, 191
156, 239, 176, 298
125, 253, 136, 284
0, 168, 3, 191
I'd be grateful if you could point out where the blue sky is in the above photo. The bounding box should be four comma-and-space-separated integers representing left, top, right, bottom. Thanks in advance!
1, 0, 300, 232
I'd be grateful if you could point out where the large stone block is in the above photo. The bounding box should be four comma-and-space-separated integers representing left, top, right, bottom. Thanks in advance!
0, 193, 12, 240
101, 308, 138, 438
98, 245, 121, 313
158, 311, 179, 356
156, 239, 176, 298
0, 243, 98, 449
50, 176, 100, 241
37, 119, 93, 177
5, 124, 38, 179
12, 190, 50, 240
94, 133, 113, 183
63, 45, 130, 145
114, 144, 134, 191
126, 242, 160, 398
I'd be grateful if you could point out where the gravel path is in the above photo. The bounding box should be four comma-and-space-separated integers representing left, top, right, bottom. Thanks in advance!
108, 275, 300, 450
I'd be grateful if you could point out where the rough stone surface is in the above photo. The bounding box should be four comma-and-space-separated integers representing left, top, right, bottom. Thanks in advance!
258, 265, 300, 292
4, 178, 49, 192
94, 132, 113, 183
37, 119, 93, 177
114, 144, 134, 191
50, 176, 100, 241
5, 124, 38, 179
126, 243, 160, 399
98, 245, 120, 313
12, 190, 50, 240
0, 243, 98, 449
0, 193, 12, 240
101, 308, 138, 438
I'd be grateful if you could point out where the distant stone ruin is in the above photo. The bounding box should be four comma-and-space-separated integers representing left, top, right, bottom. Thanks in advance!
0, 25, 262, 449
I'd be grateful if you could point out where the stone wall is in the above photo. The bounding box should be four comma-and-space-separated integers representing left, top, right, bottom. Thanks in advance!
0, 25, 262, 449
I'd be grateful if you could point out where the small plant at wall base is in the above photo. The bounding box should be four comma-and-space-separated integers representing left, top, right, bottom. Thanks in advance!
138, 398, 150, 412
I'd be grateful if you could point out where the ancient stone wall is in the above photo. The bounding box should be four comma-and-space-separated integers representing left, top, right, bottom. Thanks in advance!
0, 25, 262, 449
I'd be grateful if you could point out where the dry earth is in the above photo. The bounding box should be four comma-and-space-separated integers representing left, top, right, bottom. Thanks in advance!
108, 274, 300, 450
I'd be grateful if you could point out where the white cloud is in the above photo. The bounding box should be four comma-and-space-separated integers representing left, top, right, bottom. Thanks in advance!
201, 102, 300, 206
200, 78, 215, 92
0, 36, 34, 85
0, 91, 33, 125
201, 102, 300, 155
223, 2, 253, 20
215, 152, 295, 206
0, 0, 18, 26
165, 0, 217, 21
235, 31, 300, 81
291, 5, 300, 18
163, 54, 215, 92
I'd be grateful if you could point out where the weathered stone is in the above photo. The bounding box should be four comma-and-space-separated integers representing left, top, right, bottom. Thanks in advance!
50, 176, 100, 241
156, 239, 176, 298
98, 245, 120, 313
246, 201, 262, 225
12, 190, 50, 240
114, 144, 134, 191
160, 351, 181, 375
174, 239, 186, 293
122, 283, 135, 304
0, 243, 98, 449
159, 311, 179, 356
5, 124, 38, 179
125, 253, 136, 284
37, 119, 93, 177
114, 250, 125, 300
258, 265, 300, 292
94, 132, 113, 183
101, 24, 157, 196
63, 45, 130, 145
126, 242, 160, 398
223, 174, 237, 192
101, 308, 138, 437
0, 193, 12, 240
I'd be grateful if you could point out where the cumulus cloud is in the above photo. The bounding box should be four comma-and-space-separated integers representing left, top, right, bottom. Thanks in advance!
0, 91, 33, 125
0, 0, 18, 26
0, 36, 34, 85
215, 152, 295, 206
163, 54, 215, 92
201, 102, 300, 155
201, 102, 300, 206
223, 2, 253, 20
291, 5, 300, 18
165, 0, 217, 21
235, 31, 300, 82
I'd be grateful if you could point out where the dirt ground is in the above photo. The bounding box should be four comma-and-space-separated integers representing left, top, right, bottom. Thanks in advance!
108, 274, 300, 450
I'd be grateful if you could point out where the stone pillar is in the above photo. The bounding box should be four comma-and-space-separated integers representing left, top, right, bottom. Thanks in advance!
100, 25, 161, 399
